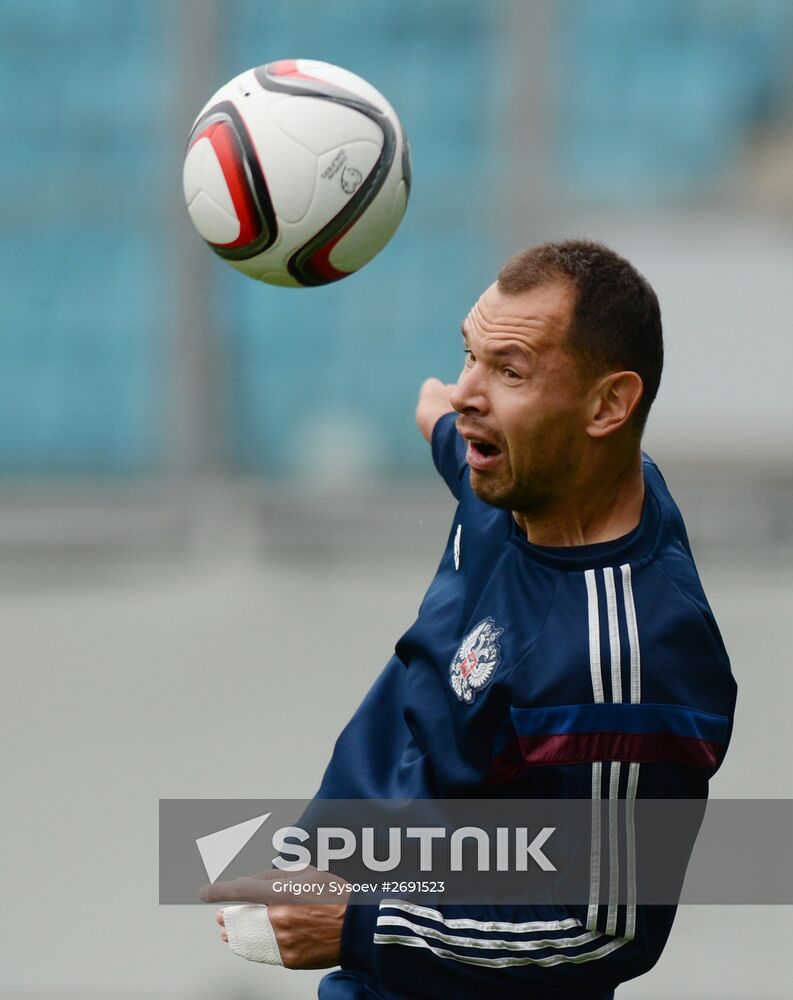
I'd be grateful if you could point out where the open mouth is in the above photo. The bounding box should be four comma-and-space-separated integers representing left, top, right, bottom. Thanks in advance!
457, 422, 504, 469
471, 440, 501, 458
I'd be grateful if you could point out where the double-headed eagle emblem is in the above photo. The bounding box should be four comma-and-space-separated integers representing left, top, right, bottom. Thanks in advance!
449, 617, 504, 704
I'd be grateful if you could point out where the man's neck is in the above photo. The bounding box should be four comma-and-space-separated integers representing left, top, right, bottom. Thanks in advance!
513, 450, 645, 548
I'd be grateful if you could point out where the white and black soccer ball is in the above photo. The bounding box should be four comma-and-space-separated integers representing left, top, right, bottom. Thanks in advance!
182, 59, 411, 287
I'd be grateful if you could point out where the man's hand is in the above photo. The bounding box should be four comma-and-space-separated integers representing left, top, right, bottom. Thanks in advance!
416, 377, 456, 443
201, 867, 347, 970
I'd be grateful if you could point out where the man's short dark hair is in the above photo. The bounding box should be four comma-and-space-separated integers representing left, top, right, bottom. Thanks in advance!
497, 239, 663, 433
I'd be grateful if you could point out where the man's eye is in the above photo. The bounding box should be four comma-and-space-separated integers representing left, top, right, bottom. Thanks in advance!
463, 348, 475, 364
503, 368, 520, 380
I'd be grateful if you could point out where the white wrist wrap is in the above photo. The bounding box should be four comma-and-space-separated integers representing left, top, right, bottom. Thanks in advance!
222, 904, 284, 966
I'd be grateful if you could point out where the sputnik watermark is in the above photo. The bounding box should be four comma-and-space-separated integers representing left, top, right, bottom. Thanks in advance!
161, 798, 793, 905
196, 814, 557, 884
268, 824, 557, 874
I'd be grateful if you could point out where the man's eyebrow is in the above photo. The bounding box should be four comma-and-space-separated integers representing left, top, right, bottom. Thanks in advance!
463, 338, 533, 360
459, 324, 533, 360
489, 342, 533, 359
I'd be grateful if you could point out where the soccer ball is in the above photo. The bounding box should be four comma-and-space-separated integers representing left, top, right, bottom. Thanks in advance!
182, 59, 411, 287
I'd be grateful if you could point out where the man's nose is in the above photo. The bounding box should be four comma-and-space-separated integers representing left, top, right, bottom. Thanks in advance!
450, 363, 488, 415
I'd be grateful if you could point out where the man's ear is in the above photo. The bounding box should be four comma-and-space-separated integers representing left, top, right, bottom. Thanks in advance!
586, 371, 644, 438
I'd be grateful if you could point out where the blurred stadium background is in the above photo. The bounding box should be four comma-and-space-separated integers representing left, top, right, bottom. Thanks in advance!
1, 1, 791, 998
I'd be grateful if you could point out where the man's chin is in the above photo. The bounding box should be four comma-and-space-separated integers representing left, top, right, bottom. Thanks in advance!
469, 469, 550, 517
468, 469, 514, 510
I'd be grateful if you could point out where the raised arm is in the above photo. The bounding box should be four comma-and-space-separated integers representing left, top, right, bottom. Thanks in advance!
415, 378, 456, 443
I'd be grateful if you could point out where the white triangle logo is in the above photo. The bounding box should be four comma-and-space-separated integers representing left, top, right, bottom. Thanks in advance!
195, 812, 271, 884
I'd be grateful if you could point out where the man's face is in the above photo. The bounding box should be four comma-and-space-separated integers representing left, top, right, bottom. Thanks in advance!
451, 280, 592, 516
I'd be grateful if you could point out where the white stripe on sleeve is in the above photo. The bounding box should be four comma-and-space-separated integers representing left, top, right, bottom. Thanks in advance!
584, 569, 604, 703
603, 566, 622, 703
372, 931, 631, 967
620, 563, 641, 705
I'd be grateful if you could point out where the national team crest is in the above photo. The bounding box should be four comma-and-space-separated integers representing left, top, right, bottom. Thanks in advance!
449, 617, 504, 704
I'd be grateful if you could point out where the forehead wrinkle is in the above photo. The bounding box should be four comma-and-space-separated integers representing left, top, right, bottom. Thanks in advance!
460, 319, 526, 358
466, 304, 544, 356
469, 292, 570, 355
462, 328, 537, 368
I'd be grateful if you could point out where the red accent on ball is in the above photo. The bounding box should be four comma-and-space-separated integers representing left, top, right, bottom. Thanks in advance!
269, 59, 300, 76
197, 121, 260, 249
269, 59, 326, 85
305, 221, 356, 283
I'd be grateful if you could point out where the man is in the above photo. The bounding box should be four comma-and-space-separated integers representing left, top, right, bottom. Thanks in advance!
203, 240, 737, 998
